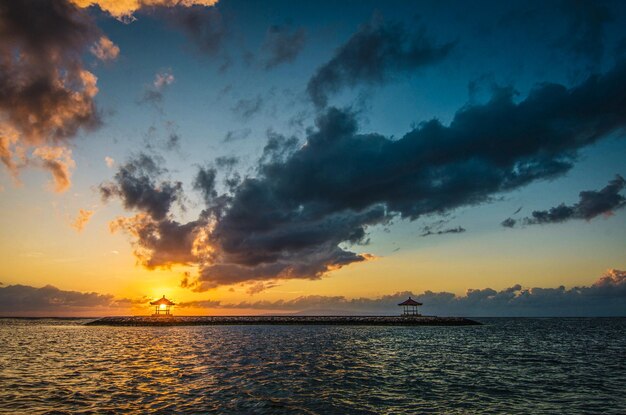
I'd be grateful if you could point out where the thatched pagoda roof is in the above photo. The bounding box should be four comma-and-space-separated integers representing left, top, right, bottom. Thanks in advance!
398, 297, 422, 306
150, 295, 175, 306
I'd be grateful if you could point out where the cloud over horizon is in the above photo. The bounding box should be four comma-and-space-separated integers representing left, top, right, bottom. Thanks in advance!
0, 283, 138, 316
101, 60, 626, 290
179, 269, 626, 317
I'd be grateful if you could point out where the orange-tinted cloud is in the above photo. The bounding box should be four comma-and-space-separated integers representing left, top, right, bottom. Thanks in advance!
153, 70, 175, 88
70, 0, 219, 21
32, 146, 76, 193
72, 209, 95, 232
90, 36, 120, 61
0, 0, 102, 191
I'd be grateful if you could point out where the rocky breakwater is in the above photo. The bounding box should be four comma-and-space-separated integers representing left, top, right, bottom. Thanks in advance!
85, 315, 481, 326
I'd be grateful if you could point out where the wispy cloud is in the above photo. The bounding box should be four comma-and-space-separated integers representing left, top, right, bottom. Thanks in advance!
502, 176, 626, 227
307, 17, 455, 107
90, 35, 120, 61
420, 226, 466, 237
153, 71, 175, 89
156, 5, 225, 56
223, 128, 252, 143
32, 147, 76, 193
72, 209, 95, 232
140, 70, 175, 107
231, 95, 263, 121
261, 24, 306, 69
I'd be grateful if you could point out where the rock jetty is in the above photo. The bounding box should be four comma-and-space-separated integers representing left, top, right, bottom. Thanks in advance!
85, 315, 481, 326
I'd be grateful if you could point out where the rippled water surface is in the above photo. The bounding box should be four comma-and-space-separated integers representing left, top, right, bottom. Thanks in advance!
0, 318, 625, 414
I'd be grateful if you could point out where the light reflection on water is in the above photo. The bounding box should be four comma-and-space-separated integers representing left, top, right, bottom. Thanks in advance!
0, 318, 625, 414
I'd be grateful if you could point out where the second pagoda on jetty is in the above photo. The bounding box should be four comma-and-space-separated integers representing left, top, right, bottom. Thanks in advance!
398, 297, 422, 316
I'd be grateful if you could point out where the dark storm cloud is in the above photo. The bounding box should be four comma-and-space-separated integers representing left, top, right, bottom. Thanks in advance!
193, 161, 237, 217
420, 226, 466, 237
503, 175, 626, 227
307, 18, 455, 108
109, 215, 202, 268
112, 62, 626, 289
191, 62, 626, 289
99, 154, 183, 221
0, 0, 95, 55
241, 60, 626, 222
0, 0, 104, 190
179, 269, 626, 317
260, 131, 299, 163
261, 24, 306, 69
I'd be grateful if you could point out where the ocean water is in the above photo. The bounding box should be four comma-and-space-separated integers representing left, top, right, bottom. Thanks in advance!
0, 318, 624, 414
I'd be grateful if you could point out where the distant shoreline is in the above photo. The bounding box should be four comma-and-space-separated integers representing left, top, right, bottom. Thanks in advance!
85, 315, 481, 326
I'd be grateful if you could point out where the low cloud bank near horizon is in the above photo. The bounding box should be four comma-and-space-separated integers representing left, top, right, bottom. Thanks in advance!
2, 269, 624, 317
0, 284, 144, 316
189, 269, 626, 317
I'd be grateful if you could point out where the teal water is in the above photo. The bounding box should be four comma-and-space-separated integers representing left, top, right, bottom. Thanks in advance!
0, 318, 624, 414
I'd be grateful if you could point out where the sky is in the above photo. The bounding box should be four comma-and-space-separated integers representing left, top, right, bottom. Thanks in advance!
0, 0, 625, 317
